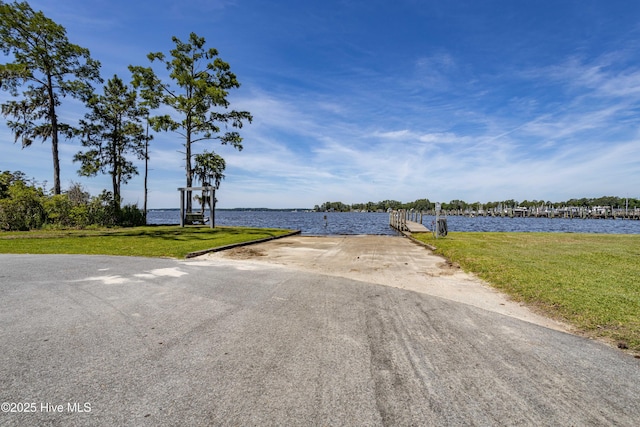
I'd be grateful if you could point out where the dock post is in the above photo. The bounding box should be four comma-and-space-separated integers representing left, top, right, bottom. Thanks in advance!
435, 203, 441, 239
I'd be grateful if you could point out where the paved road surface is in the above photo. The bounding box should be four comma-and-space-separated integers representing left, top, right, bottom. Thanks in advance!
1, 241, 639, 426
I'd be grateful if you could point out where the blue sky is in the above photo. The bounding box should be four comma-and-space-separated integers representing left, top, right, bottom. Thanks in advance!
2, 0, 640, 208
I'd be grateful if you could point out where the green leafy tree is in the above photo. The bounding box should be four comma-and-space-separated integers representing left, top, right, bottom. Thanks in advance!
409, 199, 432, 211
319, 201, 350, 212
129, 32, 252, 212
0, 170, 25, 198
0, 1, 102, 194
193, 150, 225, 225
194, 150, 226, 190
73, 75, 149, 208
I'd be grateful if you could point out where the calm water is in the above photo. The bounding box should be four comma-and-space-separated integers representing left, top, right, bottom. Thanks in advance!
147, 210, 640, 235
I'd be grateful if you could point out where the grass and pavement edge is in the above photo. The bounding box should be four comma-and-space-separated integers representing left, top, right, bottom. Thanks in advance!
412, 231, 640, 355
0, 226, 298, 259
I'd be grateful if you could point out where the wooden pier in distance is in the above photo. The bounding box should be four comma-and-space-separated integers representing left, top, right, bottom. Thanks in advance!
390, 209, 430, 233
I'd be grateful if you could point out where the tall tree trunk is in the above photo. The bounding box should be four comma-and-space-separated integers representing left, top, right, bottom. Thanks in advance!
143, 120, 149, 224
112, 131, 120, 208
47, 74, 61, 195
186, 125, 192, 213
51, 135, 61, 195
112, 172, 119, 207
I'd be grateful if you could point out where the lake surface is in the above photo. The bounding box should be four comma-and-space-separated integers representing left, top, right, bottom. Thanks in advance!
147, 210, 640, 235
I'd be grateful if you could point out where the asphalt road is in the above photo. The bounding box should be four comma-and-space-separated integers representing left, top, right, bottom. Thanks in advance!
1, 252, 639, 426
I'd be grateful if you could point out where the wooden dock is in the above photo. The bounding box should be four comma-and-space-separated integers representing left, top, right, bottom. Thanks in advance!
389, 210, 430, 233
405, 220, 429, 233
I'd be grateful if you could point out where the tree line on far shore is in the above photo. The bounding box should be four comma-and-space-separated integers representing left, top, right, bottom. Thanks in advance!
315, 196, 640, 213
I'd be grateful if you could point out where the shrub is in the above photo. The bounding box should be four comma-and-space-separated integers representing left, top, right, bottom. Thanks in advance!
1, 172, 144, 230
44, 194, 74, 227
0, 181, 46, 230
69, 205, 90, 228
119, 204, 146, 227
87, 190, 119, 227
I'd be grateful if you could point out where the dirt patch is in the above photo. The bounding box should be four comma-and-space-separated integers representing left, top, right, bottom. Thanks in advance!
226, 247, 266, 259
434, 260, 461, 276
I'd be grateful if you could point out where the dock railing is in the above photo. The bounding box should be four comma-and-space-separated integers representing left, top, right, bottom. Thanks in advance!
390, 209, 428, 232
389, 210, 407, 231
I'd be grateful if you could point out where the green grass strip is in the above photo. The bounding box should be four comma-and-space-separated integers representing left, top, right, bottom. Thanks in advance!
413, 232, 640, 352
0, 225, 295, 259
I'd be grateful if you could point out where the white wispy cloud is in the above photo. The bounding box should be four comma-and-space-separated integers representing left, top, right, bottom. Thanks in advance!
414, 52, 458, 90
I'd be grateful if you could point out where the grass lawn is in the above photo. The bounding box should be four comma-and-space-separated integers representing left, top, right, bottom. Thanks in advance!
0, 225, 296, 259
413, 232, 640, 352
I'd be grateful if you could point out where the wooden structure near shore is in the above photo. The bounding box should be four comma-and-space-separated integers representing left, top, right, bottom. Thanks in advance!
178, 186, 215, 228
389, 209, 430, 233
